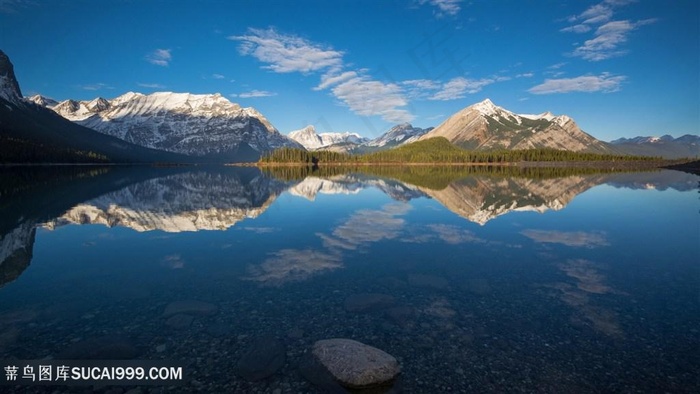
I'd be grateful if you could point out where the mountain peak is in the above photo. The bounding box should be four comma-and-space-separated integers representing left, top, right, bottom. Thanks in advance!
0, 50, 23, 104
470, 98, 504, 117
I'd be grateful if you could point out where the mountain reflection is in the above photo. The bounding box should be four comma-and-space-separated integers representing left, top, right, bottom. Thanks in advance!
1, 166, 697, 287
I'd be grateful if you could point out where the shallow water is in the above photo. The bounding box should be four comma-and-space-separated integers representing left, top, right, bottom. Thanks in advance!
1, 166, 698, 393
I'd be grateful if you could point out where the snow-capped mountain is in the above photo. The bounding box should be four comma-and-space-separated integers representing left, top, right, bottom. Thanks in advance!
288, 125, 367, 150
25, 94, 59, 108
365, 123, 432, 148
0, 50, 23, 105
419, 99, 616, 154
0, 50, 190, 163
610, 134, 699, 158
40, 91, 303, 161
44, 170, 288, 233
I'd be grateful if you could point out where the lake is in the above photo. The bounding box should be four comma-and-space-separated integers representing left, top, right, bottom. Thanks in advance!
1, 165, 698, 393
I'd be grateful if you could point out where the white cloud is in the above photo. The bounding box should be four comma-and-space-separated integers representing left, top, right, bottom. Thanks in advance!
560, 24, 592, 33
331, 76, 414, 123
231, 90, 277, 98
230, 28, 343, 73
79, 83, 113, 91
315, 70, 358, 91
212, 73, 225, 79
231, 28, 413, 122
137, 83, 165, 89
561, 1, 654, 61
528, 73, 625, 94
573, 19, 656, 61
421, 0, 462, 17
516, 72, 534, 78
429, 77, 495, 100
146, 48, 172, 66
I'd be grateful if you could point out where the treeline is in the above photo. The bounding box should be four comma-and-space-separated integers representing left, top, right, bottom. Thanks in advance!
260, 137, 660, 164
263, 164, 649, 190
0, 136, 110, 164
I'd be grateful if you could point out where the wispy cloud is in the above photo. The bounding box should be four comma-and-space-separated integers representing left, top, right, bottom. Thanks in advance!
137, 83, 165, 89
230, 28, 343, 73
0, 0, 36, 13
244, 249, 342, 286
231, 27, 413, 123
528, 73, 625, 94
231, 90, 277, 98
430, 77, 497, 100
521, 229, 609, 247
331, 75, 414, 123
146, 49, 172, 66
561, 1, 655, 61
420, 0, 462, 17
211, 73, 225, 79
573, 19, 656, 61
78, 82, 114, 91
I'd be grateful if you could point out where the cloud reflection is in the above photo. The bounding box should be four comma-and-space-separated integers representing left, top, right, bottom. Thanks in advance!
521, 229, 609, 248
243, 249, 342, 286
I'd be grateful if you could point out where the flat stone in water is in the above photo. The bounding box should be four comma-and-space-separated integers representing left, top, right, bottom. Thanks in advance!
235, 335, 286, 381
165, 314, 193, 329
312, 338, 400, 389
162, 300, 218, 317
56, 336, 139, 360
344, 293, 395, 313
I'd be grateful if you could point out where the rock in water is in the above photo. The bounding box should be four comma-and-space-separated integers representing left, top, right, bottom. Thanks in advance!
162, 300, 218, 317
236, 336, 286, 381
312, 339, 400, 389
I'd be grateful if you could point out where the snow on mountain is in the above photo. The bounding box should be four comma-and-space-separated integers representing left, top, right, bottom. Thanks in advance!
25, 94, 59, 108
365, 123, 432, 148
288, 125, 367, 150
44, 171, 288, 233
419, 98, 615, 154
42, 91, 302, 159
610, 134, 699, 158
0, 51, 23, 105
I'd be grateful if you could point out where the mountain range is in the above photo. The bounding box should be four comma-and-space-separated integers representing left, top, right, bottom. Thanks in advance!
3, 50, 696, 162
29, 91, 302, 161
287, 125, 367, 150
610, 134, 699, 159
1, 50, 191, 163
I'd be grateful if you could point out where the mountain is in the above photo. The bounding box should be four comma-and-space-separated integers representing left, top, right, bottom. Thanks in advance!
288, 125, 367, 150
38, 91, 303, 161
0, 50, 191, 163
44, 169, 287, 232
365, 123, 432, 149
26, 94, 59, 108
610, 134, 699, 159
419, 99, 616, 154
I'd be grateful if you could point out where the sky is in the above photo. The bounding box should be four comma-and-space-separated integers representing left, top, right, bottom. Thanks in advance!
1, 0, 698, 141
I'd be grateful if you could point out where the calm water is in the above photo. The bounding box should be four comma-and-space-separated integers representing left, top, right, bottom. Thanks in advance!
0, 166, 698, 393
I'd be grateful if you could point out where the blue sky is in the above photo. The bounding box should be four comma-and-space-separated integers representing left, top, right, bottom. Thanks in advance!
1, 0, 697, 141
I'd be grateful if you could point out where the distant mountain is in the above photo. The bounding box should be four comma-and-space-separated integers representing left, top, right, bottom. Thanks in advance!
610, 134, 699, 159
36, 91, 302, 162
419, 99, 616, 154
0, 50, 191, 163
26, 94, 59, 108
365, 123, 432, 149
288, 125, 367, 150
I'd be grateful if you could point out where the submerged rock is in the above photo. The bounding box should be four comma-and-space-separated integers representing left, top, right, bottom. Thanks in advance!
162, 300, 218, 317
165, 313, 194, 329
235, 335, 286, 381
344, 293, 395, 313
312, 338, 400, 389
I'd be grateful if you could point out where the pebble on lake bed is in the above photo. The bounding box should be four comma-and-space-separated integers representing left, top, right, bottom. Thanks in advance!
312, 338, 400, 389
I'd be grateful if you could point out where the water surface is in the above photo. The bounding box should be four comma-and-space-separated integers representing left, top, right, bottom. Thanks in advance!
1, 166, 698, 392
